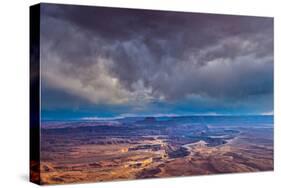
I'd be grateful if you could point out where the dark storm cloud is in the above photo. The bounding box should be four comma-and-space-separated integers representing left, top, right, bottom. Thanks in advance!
40, 3, 273, 113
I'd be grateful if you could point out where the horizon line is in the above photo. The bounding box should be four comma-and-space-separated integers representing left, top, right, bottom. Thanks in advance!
41, 113, 274, 121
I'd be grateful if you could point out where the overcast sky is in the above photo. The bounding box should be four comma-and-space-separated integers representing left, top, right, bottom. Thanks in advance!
40, 3, 273, 119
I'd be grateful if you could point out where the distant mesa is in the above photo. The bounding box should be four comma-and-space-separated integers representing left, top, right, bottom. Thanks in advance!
137, 117, 157, 124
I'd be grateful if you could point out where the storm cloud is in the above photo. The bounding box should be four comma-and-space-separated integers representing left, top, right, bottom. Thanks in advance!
40, 3, 273, 117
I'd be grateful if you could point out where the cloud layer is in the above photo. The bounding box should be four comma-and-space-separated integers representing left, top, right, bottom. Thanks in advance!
40, 4, 273, 116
